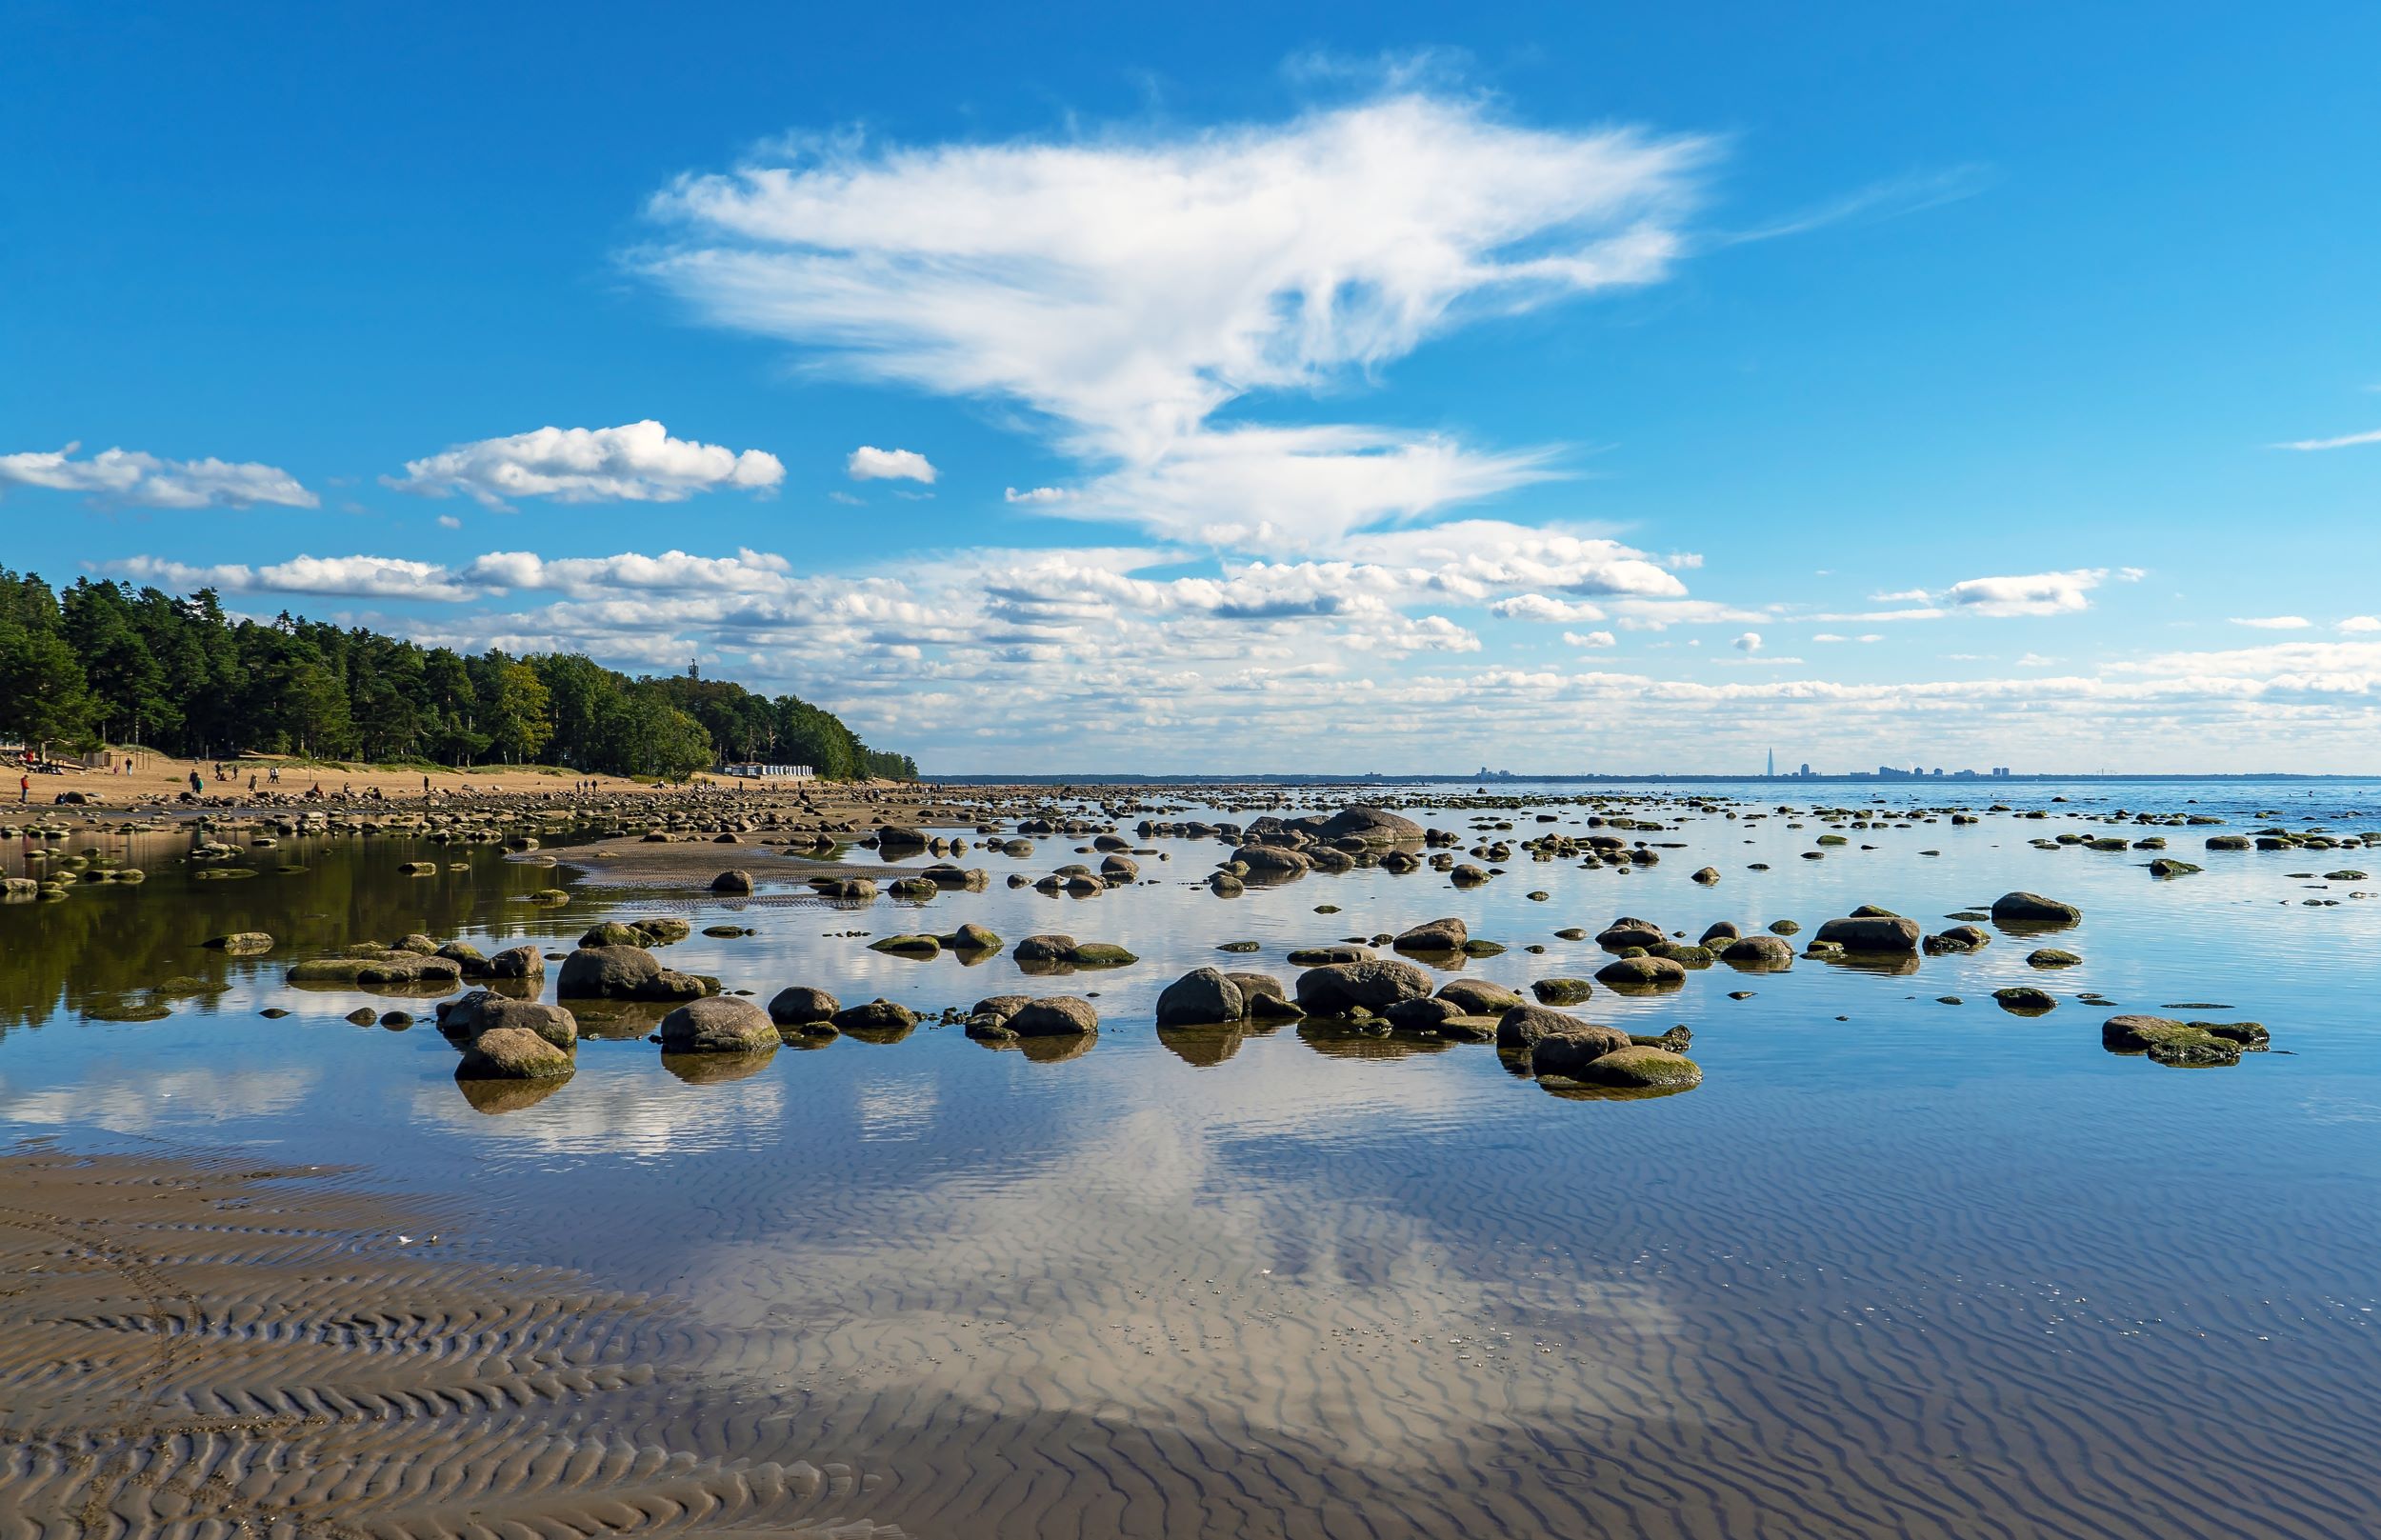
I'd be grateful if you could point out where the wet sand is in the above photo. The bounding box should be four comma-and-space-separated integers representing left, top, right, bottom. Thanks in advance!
0, 1142, 905, 1538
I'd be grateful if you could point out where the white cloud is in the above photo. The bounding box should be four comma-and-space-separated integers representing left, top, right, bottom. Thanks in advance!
1804, 606, 1948, 623
2278, 428, 2381, 451
1871, 588, 1931, 603
1611, 597, 1770, 630
464, 547, 793, 598
1811, 632, 1847, 643
1005, 486, 1069, 504
1943, 568, 2105, 618
387, 420, 783, 508
1731, 630, 1762, 653
0, 442, 315, 509
435, 513, 463, 530
2231, 615, 2312, 630
641, 92, 1707, 548
2341, 615, 2381, 634
1562, 630, 1616, 649
1492, 594, 1606, 624
848, 445, 936, 483
132, 536, 2381, 772
105, 553, 472, 601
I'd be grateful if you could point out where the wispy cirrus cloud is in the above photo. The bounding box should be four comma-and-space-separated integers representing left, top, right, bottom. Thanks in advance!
387, 420, 783, 508
1, 443, 316, 509
639, 92, 1710, 549
2277, 427, 2381, 451
2231, 615, 2312, 630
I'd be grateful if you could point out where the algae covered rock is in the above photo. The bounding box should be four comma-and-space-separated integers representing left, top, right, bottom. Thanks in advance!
1567, 1045, 1702, 1090
1529, 1025, 1635, 1077
457, 1027, 573, 1081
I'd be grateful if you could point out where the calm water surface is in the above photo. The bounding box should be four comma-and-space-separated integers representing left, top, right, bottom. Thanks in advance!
6, 778, 2381, 1537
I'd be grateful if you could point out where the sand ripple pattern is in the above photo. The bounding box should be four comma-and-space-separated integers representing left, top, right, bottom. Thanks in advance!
0, 1143, 903, 1540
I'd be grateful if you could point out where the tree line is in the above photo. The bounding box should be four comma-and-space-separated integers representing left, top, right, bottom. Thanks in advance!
0, 570, 916, 782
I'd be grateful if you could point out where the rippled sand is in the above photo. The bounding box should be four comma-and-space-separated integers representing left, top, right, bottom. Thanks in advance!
0, 1144, 903, 1538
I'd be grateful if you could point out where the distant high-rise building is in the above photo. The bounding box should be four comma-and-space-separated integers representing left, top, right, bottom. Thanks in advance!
1799, 763, 1812, 777
1767, 748, 1775, 777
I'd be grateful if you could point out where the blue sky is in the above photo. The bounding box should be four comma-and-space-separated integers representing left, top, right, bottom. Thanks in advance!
4, 2, 2377, 772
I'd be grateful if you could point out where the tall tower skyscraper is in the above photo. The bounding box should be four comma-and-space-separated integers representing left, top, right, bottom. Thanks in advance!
1767, 748, 1775, 778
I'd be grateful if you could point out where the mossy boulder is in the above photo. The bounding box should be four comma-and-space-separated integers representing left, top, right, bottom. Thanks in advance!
1531, 977, 1595, 1006
1437, 977, 1526, 1015
2101, 1014, 2242, 1067
457, 1027, 573, 1080
1569, 1045, 1701, 1090
1529, 1025, 1635, 1077
1594, 955, 1688, 988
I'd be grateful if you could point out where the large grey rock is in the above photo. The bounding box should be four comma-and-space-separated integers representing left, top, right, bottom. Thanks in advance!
456, 1027, 573, 1081
1308, 805, 1426, 845
1719, 934, 1794, 969
1437, 977, 1525, 1015
1392, 916, 1469, 953
831, 998, 917, 1033
1294, 959, 1434, 1015
435, 990, 577, 1050
1594, 954, 1689, 987
556, 944, 710, 1001
1530, 1026, 1635, 1078
659, 996, 780, 1053
1156, 968, 1245, 1026
768, 986, 840, 1027
1991, 890, 2083, 927
1596, 918, 1667, 950
1497, 1004, 1588, 1053
482, 944, 544, 980
1226, 973, 1300, 1017
1010, 996, 1100, 1036
1812, 915, 1923, 952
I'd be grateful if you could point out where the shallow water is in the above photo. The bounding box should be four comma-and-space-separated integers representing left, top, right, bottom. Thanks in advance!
6, 778, 2381, 1537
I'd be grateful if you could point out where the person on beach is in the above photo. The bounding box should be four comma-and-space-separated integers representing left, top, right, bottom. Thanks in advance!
16, 774, 25, 804
189, 770, 203, 795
